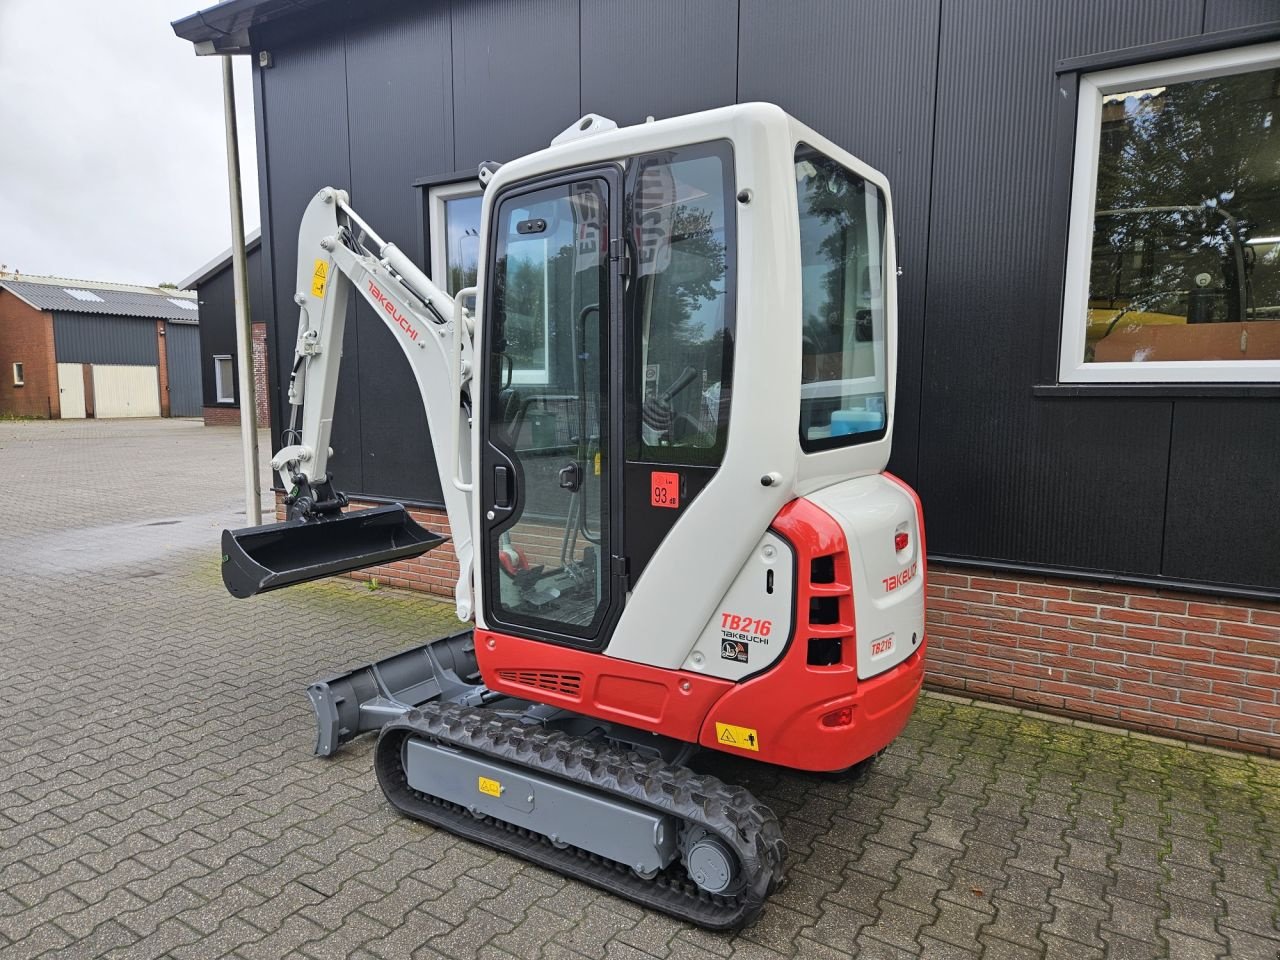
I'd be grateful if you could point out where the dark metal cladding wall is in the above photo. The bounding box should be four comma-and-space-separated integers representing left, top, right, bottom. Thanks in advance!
451, 0, 580, 168
580, 0, 738, 126
345, 0, 453, 504
254, 7, 362, 491
165, 323, 203, 417
738, 0, 942, 490
196, 245, 266, 407
52, 313, 158, 366
916, 0, 1203, 576
1204, 0, 1280, 30
1163, 400, 1280, 592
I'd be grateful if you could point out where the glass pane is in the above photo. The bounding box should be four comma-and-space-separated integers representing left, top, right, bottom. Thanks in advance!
1084, 66, 1280, 363
628, 143, 734, 464
489, 179, 610, 636
442, 194, 482, 296
795, 145, 888, 450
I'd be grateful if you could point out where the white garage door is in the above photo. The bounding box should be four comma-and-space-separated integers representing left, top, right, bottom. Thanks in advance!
92, 365, 160, 418
57, 363, 86, 419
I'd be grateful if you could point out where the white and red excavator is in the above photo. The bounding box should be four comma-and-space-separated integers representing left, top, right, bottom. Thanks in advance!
221, 103, 926, 928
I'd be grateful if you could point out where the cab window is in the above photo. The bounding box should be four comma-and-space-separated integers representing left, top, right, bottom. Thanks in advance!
795, 144, 888, 451
626, 141, 735, 466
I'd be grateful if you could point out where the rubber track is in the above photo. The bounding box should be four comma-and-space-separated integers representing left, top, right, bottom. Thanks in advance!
374, 702, 788, 930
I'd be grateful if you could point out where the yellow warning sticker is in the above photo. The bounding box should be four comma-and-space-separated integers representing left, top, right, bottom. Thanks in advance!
714, 722, 760, 752
310, 259, 329, 298
477, 776, 502, 798
594, 452, 601, 476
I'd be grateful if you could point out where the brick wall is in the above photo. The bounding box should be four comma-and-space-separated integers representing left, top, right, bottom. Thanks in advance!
0, 291, 57, 418
155, 321, 171, 418
925, 564, 1280, 758
252, 322, 270, 428
203, 406, 240, 425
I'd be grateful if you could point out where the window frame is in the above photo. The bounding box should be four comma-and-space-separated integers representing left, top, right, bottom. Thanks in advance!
213, 355, 235, 403
1060, 40, 1280, 384
12, 362, 23, 387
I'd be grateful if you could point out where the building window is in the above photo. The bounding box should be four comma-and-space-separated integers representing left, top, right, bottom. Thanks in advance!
12, 362, 23, 387
214, 356, 235, 403
1061, 42, 1280, 383
431, 179, 553, 382
428, 180, 483, 296
795, 144, 888, 451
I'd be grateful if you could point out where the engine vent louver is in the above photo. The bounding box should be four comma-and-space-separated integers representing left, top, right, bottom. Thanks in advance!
495, 669, 584, 698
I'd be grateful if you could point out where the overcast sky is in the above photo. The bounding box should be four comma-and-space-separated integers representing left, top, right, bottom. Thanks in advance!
0, 0, 259, 288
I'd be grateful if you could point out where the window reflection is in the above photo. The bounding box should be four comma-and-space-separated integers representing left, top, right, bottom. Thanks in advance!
795, 145, 888, 450
1086, 66, 1280, 363
628, 143, 735, 464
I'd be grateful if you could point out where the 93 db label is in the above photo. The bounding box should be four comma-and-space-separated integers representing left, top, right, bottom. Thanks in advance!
650, 471, 680, 509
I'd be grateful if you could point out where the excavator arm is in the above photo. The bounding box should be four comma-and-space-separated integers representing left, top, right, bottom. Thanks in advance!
222, 187, 477, 621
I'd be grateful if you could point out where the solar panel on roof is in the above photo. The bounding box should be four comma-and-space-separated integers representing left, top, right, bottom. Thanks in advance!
64, 288, 105, 302
167, 298, 198, 311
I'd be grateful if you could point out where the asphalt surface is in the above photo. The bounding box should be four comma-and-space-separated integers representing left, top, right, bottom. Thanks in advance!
1, 418, 1277, 959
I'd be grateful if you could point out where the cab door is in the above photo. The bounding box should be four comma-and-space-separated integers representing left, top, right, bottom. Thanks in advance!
479, 168, 623, 648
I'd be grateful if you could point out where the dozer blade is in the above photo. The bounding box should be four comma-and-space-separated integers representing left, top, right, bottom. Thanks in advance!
307, 629, 481, 757
221, 503, 445, 599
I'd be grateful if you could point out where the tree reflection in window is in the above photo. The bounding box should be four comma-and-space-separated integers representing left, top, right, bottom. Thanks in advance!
1087, 66, 1280, 362
628, 144, 734, 463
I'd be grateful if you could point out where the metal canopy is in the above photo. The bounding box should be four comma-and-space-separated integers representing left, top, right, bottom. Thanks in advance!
171, 0, 331, 55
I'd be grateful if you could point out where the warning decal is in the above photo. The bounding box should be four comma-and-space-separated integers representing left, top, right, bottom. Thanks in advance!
310, 259, 329, 298
651, 471, 679, 509
477, 776, 502, 798
714, 722, 760, 752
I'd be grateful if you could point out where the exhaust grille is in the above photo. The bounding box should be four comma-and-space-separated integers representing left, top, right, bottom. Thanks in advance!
496, 669, 584, 698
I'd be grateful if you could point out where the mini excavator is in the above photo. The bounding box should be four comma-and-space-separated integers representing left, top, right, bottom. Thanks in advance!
222, 104, 926, 929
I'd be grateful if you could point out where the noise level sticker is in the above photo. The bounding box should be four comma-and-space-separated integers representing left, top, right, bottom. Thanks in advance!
311, 259, 329, 298
477, 776, 502, 798
714, 722, 760, 752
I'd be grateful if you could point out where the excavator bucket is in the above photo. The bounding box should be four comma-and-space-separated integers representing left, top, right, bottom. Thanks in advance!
221, 503, 445, 599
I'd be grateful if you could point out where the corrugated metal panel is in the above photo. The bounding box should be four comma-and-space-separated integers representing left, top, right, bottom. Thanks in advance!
255, 10, 362, 489
451, 0, 580, 167
915, 0, 1201, 575
1204, 0, 1280, 31
739, 0, 942, 489
1, 280, 198, 321
1163, 400, 1280, 591
346, 0, 453, 503
580, 0, 738, 126
53, 313, 159, 366
91, 365, 161, 418
165, 323, 202, 417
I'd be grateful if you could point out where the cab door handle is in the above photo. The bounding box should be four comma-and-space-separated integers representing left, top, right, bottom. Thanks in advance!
494, 465, 512, 508
558, 461, 581, 492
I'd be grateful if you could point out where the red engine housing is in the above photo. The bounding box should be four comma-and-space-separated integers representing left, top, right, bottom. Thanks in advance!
474, 481, 925, 773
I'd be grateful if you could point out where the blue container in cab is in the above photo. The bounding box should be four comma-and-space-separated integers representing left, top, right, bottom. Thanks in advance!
830, 409, 884, 436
